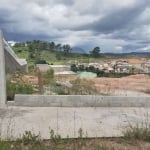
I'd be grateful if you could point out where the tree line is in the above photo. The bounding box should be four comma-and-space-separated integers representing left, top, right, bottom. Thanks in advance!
14, 40, 71, 53
14, 40, 101, 57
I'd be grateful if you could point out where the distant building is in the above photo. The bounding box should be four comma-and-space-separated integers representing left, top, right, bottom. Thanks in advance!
8, 41, 16, 47
36, 64, 50, 72
50, 65, 77, 80
49, 65, 70, 73
55, 71, 78, 80
114, 60, 131, 73
141, 60, 150, 72
36, 64, 78, 80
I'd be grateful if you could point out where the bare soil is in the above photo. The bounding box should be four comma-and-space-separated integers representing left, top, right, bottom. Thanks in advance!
91, 74, 150, 95
67, 138, 150, 150
10, 138, 150, 150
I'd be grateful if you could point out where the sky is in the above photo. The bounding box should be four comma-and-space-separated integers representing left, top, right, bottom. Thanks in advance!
0, 0, 150, 53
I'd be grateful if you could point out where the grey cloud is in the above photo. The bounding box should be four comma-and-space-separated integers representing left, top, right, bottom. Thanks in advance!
137, 41, 150, 45
0, 9, 15, 24
0, 0, 150, 52
33, 0, 74, 7
123, 44, 148, 52
3, 29, 58, 42
80, 2, 147, 33
57, 0, 74, 5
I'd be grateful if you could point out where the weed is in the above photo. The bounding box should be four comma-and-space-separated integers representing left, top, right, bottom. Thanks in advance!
123, 114, 150, 141
49, 129, 69, 150
95, 144, 109, 150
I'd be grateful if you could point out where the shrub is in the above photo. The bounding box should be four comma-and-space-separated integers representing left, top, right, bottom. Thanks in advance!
35, 59, 47, 64
71, 64, 78, 72
69, 78, 96, 95
7, 80, 34, 100
123, 120, 150, 141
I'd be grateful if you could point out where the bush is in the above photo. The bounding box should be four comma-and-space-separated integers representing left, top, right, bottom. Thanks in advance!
69, 78, 96, 95
43, 69, 54, 85
123, 120, 150, 141
35, 59, 47, 64
7, 80, 34, 100
71, 64, 78, 72
78, 65, 85, 71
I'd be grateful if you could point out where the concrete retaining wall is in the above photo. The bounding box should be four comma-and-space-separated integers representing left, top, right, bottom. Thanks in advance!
7, 94, 150, 107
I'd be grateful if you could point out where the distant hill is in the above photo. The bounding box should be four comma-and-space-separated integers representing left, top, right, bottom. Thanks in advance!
71, 47, 87, 54
71, 47, 150, 56
103, 52, 150, 56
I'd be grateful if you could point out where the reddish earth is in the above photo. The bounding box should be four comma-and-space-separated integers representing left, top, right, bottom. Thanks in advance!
127, 58, 145, 64
106, 58, 146, 64
91, 74, 150, 95
22, 74, 150, 95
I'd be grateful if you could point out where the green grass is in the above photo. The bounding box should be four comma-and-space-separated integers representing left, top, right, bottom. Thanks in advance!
13, 47, 29, 58
13, 47, 64, 65
12, 46, 105, 66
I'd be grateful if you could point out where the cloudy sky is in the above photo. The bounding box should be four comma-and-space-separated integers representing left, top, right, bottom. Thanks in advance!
0, 0, 150, 53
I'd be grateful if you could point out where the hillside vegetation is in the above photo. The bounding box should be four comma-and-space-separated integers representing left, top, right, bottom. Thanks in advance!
13, 40, 103, 66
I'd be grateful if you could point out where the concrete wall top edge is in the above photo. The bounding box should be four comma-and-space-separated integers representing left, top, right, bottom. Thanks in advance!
15, 94, 150, 98
9, 94, 150, 107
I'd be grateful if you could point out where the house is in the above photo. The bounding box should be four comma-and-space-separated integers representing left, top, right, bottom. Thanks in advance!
114, 60, 131, 73
141, 60, 150, 72
49, 65, 70, 73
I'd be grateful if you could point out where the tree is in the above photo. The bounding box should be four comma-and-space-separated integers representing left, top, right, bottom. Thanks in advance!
78, 65, 85, 71
56, 44, 62, 51
88, 65, 95, 72
50, 42, 55, 51
35, 59, 47, 64
14, 42, 25, 47
71, 64, 78, 72
63, 44, 71, 55
90, 46, 101, 57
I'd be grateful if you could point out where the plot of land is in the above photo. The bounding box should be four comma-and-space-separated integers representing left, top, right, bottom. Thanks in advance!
91, 74, 150, 96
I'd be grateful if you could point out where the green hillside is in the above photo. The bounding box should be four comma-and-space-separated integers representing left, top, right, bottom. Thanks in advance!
12, 41, 103, 66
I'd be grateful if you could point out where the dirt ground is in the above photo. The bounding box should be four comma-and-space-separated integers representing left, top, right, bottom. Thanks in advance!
66, 138, 150, 150
127, 58, 146, 64
6, 138, 150, 150
55, 74, 150, 95
91, 74, 150, 95
22, 74, 150, 96
114, 58, 146, 64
